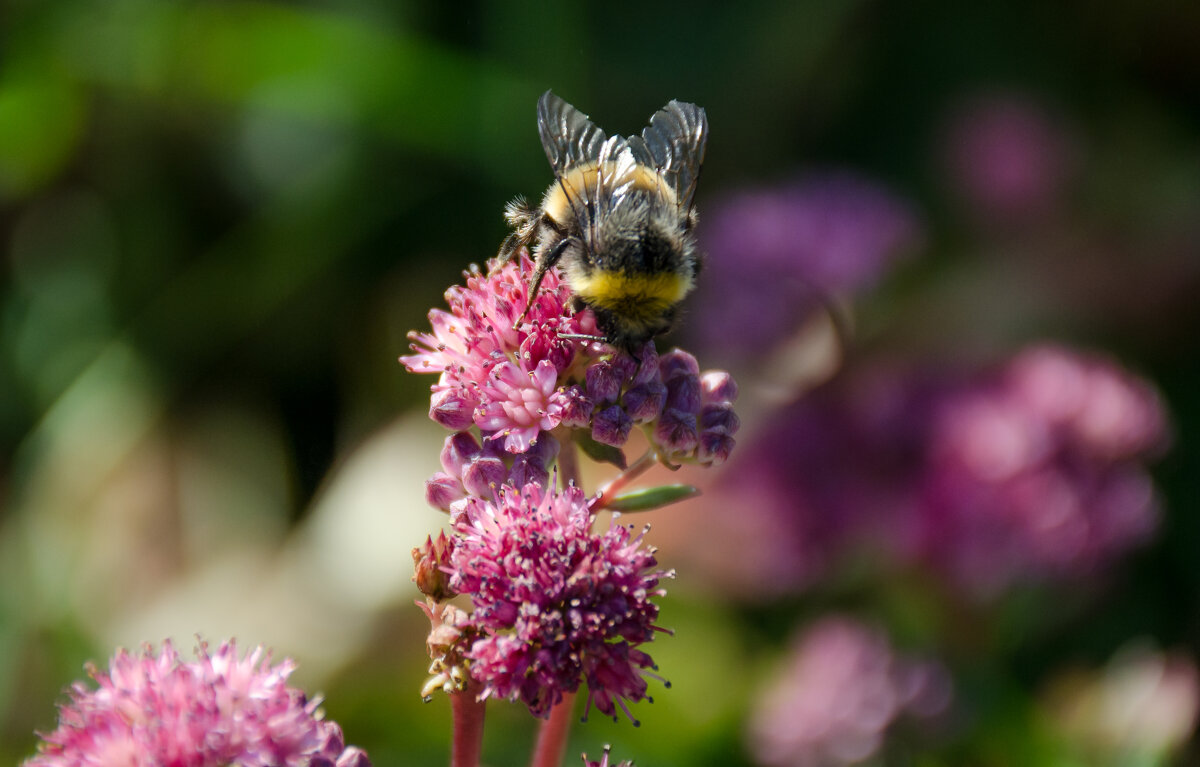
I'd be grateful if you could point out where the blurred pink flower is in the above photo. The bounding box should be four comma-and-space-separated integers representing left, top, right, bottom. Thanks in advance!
24, 640, 369, 767
691, 172, 921, 361
692, 344, 1167, 599
749, 616, 951, 767
942, 94, 1075, 225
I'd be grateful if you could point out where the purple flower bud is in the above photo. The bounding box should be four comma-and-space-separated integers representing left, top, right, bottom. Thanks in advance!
624, 381, 667, 423
659, 348, 700, 381
337, 748, 373, 767
587, 357, 627, 403
462, 456, 508, 497
593, 404, 634, 447
509, 454, 550, 488
701, 371, 739, 405
440, 431, 483, 476
665, 374, 703, 415
632, 342, 661, 385
700, 403, 741, 435
549, 384, 595, 428
655, 408, 699, 455
426, 472, 466, 511
430, 388, 475, 430
698, 431, 736, 467
524, 431, 561, 469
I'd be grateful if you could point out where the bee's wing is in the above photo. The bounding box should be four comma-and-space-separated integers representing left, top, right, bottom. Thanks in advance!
634, 100, 708, 213
537, 91, 611, 238
538, 91, 641, 248
538, 91, 607, 177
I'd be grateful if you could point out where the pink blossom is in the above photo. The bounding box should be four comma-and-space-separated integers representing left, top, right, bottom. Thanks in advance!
24, 640, 369, 767
448, 482, 670, 722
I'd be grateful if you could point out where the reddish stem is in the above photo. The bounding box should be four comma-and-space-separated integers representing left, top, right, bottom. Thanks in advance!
450, 684, 486, 767
529, 692, 577, 767
591, 449, 657, 511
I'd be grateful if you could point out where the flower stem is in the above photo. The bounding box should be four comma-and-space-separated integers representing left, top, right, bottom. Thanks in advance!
450, 684, 486, 767
591, 449, 657, 511
529, 691, 577, 767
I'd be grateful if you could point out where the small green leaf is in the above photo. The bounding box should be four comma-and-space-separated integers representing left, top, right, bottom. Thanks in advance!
575, 433, 627, 469
606, 484, 701, 512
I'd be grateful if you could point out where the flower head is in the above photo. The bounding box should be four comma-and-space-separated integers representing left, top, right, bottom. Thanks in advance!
404, 256, 739, 474
691, 173, 921, 361
691, 344, 1167, 599
400, 254, 600, 443
749, 617, 951, 767
25, 640, 369, 767
448, 482, 671, 722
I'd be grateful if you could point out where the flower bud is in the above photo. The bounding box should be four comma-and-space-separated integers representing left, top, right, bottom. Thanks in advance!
624, 381, 667, 423
659, 348, 700, 381
655, 408, 699, 455
462, 456, 508, 497
700, 403, 741, 435
587, 357, 627, 404
701, 370, 739, 405
593, 404, 634, 447
550, 385, 595, 428
665, 374, 703, 415
430, 388, 476, 430
426, 472, 466, 512
440, 431, 482, 476
413, 532, 456, 600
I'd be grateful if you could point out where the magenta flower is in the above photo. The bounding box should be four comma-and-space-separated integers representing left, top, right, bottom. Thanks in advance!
692, 344, 1167, 599
24, 640, 369, 767
475, 359, 564, 452
404, 256, 739, 472
690, 172, 922, 361
749, 617, 951, 767
400, 254, 600, 443
918, 345, 1168, 597
942, 93, 1075, 226
448, 482, 671, 722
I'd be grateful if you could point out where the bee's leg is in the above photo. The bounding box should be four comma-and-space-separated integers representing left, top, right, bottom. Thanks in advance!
496, 231, 523, 263
497, 197, 540, 263
513, 235, 577, 328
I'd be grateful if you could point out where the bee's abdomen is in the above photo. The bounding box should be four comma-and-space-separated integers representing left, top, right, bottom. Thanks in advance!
570, 269, 693, 322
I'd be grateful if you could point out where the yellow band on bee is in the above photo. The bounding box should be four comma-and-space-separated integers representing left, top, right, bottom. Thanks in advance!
571, 269, 692, 319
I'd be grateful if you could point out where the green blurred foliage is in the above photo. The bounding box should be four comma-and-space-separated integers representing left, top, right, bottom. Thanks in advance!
1, 0, 1198, 765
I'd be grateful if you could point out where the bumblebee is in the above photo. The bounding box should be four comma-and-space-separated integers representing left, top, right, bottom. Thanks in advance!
498, 90, 709, 353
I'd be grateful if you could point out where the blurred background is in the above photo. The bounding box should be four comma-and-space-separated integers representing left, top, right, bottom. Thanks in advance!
2, 1, 1199, 765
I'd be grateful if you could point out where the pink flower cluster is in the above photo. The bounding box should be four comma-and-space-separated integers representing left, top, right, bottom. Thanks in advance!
701, 344, 1167, 599
401, 255, 739, 466
404, 255, 738, 722
25, 640, 369, 767
449, 482, 670, 723
749, 617, 951, 767
918, 345, 1167, 596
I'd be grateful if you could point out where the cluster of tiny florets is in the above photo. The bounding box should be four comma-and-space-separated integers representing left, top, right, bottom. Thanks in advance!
400, 254, 600, 446
401, 255, 739, 466
25, 641, 370, 767
449, 482, 671, 722
403, 254, 738, 723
